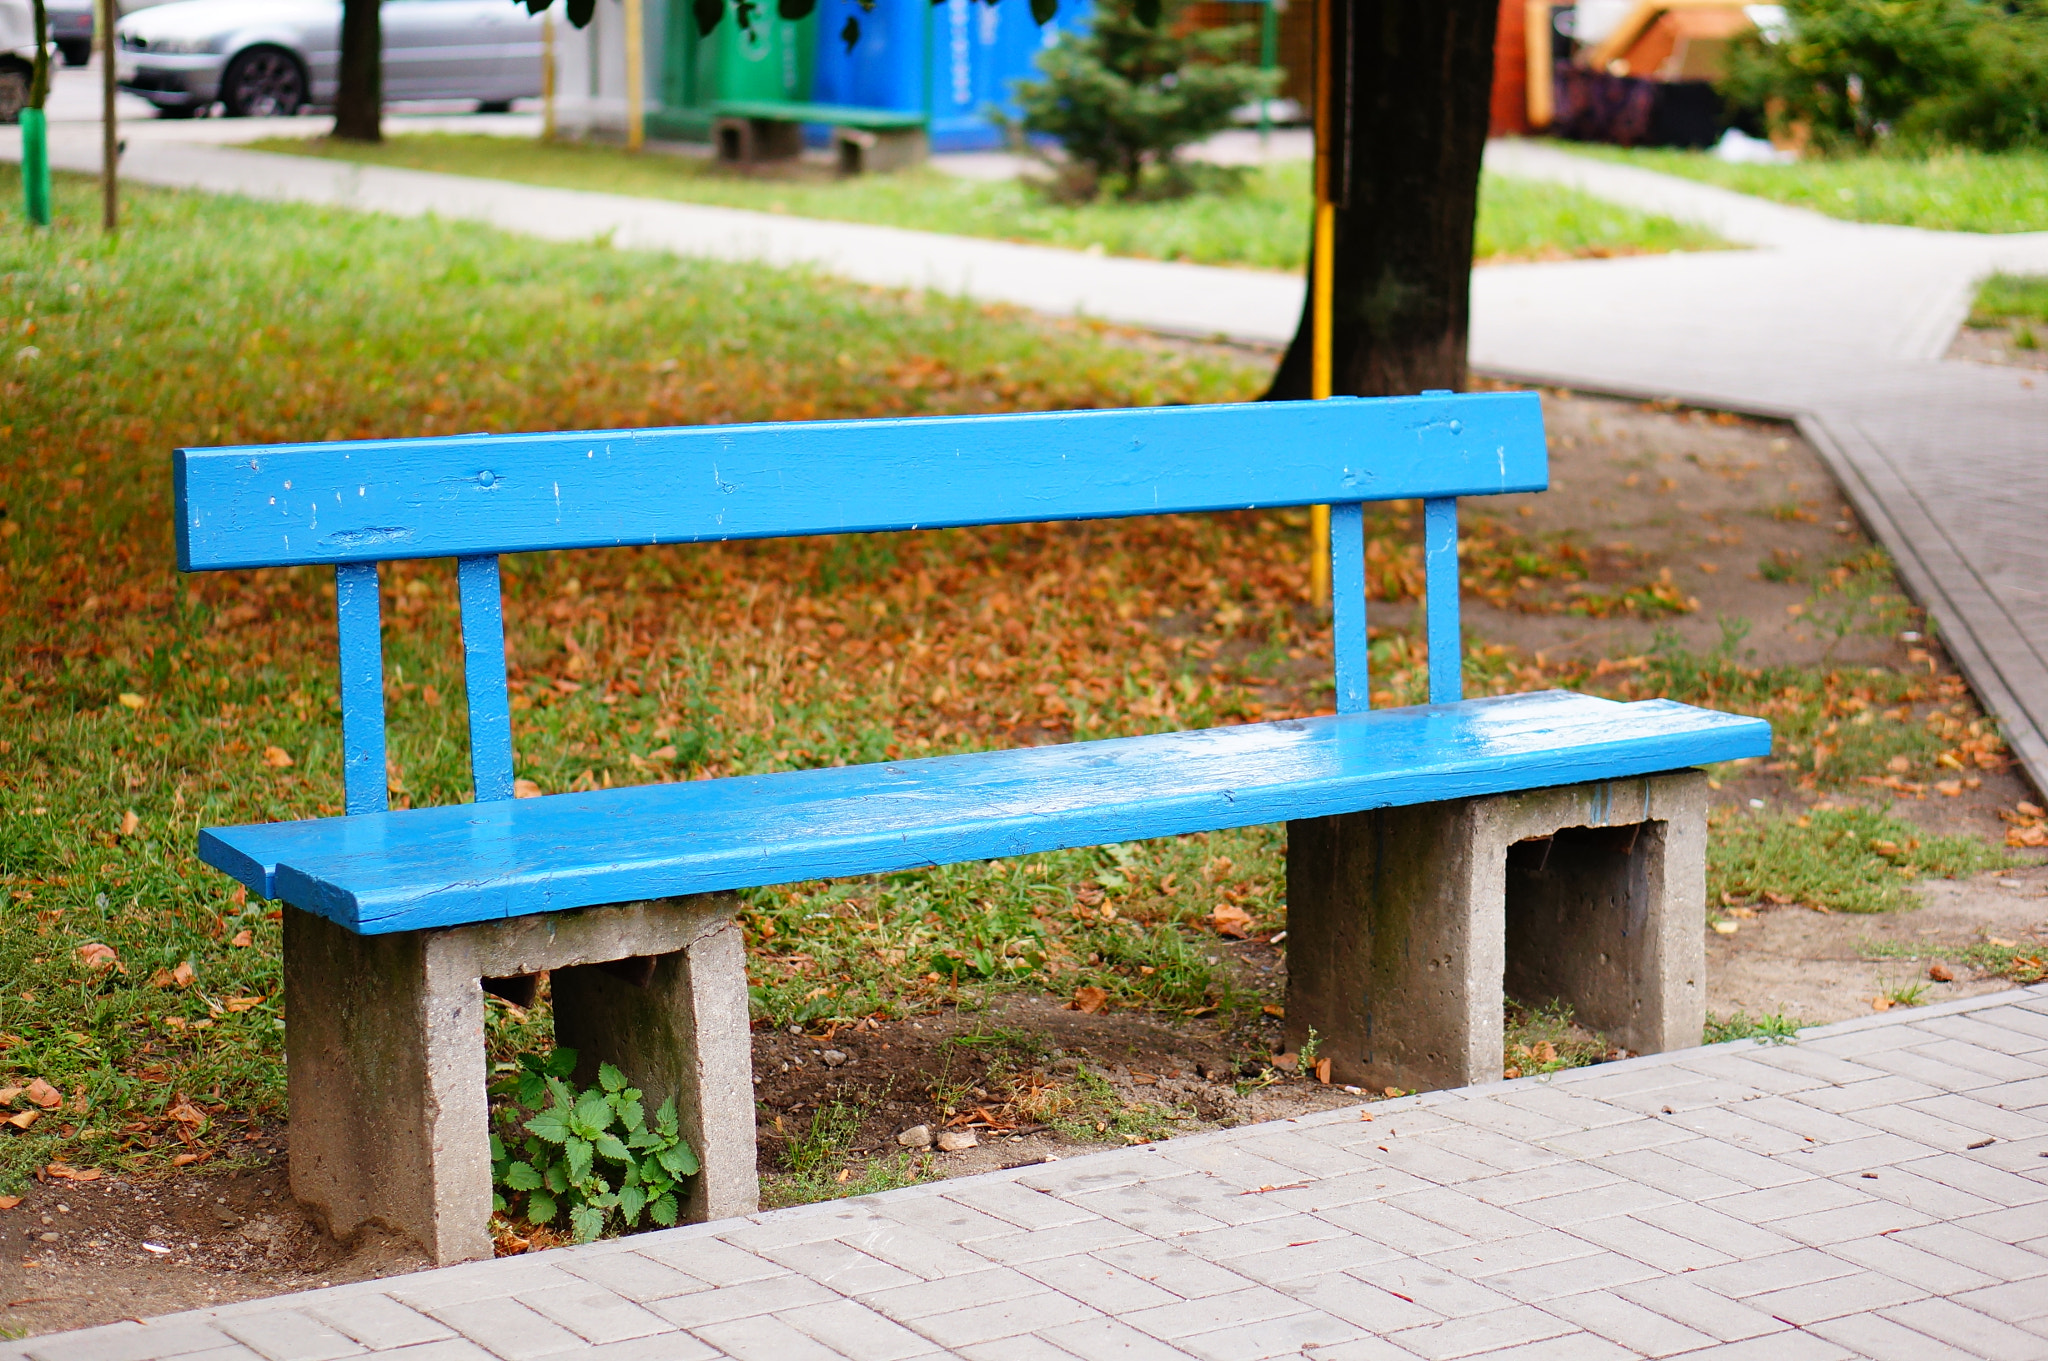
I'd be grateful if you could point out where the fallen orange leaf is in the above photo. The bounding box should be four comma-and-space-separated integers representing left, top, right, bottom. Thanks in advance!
1211, 902, 1254, 939
0, 1195, 19, 1209
76, 942, 120, 971
1071, 985, 1110, 1015
513, 778, 542, 799
229, 929, 253, 948
170, 1153, 203, 1167
5, 1110, 38, 1130
262, 746, 294, 769
119, 809, 140, 837
223, 996, 265, 1013
43, 1164, 101, 1182
23, 1078, 61, 1109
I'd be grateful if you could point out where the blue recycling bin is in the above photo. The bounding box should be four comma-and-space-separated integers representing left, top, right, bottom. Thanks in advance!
810, 0, 1089, 152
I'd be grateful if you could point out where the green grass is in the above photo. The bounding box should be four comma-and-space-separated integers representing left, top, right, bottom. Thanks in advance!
0, 169, 1260, 1191
1704, 1011, 1802, 1044
248, 133, 1730, 271
1972, 273, 2048, 326
1569, 145, 2048, 233
1709, 806, 2015, 915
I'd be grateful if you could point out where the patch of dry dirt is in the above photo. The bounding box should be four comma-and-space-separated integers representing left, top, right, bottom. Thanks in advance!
1710, 863, 2048, 1026
1947, 322, 2048, 372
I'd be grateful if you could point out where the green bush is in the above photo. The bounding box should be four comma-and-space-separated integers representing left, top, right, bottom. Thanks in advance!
1723, 0, 2048, 153
489, 1049, 700, 1243
1012, 0, 1279, 201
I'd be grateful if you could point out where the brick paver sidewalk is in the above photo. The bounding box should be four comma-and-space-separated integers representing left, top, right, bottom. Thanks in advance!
9, 984, 2045, 1361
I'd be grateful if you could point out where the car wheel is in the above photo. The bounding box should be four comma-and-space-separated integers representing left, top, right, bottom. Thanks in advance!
477, 99, 514, 114
0, 64, 27, 125
220, 46, 306, 118
59, 40, 93, 67
155, 104, 200, 119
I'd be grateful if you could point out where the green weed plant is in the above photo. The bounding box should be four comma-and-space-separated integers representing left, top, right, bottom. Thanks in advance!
1710, 806, 2012, 914
489, 1048, 700, 1243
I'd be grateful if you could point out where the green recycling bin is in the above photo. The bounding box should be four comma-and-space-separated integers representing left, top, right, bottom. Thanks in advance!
653, 0, 816, 141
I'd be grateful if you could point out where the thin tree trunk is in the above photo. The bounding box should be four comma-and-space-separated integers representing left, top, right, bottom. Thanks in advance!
1265, 0, 1500, 400
334, 0, 383, 142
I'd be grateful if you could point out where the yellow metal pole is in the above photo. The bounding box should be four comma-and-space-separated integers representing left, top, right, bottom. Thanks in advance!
624, 0, 645, 151
542, 10, 557, 142
1308, 0, 1335, 609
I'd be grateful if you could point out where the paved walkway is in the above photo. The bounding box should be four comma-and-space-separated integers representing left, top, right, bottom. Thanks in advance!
8, 984, 2045, 1360
4, 111, 2045, 789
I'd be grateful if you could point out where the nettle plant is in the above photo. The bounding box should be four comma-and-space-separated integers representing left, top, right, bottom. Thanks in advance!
490, 1049, 701, 1243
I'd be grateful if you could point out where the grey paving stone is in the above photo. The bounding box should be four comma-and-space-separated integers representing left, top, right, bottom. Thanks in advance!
1649, 1136, 1811, 1191
1681, 1247, 1863, 1301
1172, 1309, 1365, 1361
1455, 1163, 1621, 1210
1481, 1249, 1661, 1304
632, 1235, 790, 1287
1788, 1076, 1946, 1114
1743, 1268, 1930, 1326
1382, 1304, 1577, 1360
1906, 1091, 2048, 1142
1031, 1316, 1197, 1360
411, 1300, 588, 1361
1013, 1255, 1182, 1314
26, 1322, 236, 1361
1278, 1272, 1444, 1333
1088, 1242, 1256, 1301
214, 1314, 363, 1361
1890, 1220, 2048, 1279
1565, 1212, 1738, 1274
1908, 1039, 2048, 1085
516, 1283, 675, 1345
905, 1291, 1103, 1351
841, 1220, 1014, 1280
1629, 1200, 1803, 1261
646, 1273, 837, 1329
1466, 1332, 1636, 1361
1278, 1166, 1435, 1210
1807, 1311, 1987, 1361
387, 1262, 588, 1313
576, 1336, 723, 1361
1534, 1115, 1693, 1160
1845, 1163, 2004, 1218
1905, 1151, 2048, 1207
1205, 1234, 1401, 1288
1767, 1197, 1937, 1246
967, 1218, 1152, 1268
1314, 1200, 1483, 1257
1540, 1289, 1718, 1358
304, 1296, 457, 1351
775, 1298, 948, 1361
1773, 1132, 1947, 1177
1588, 1147, 1751, 1202
1117, 1285, 1316, 1342
559, 1251, 713, 1303
1665, 1333, 1852, 1360
1827, 1228, 2002, 1295
1421, 1229, 1601, 1282
758, 1239, 923, 1296
1955, 1277, 2048, 1325
954, 1338, 1088, 1361
1508, 1179, 1679, 1228
1381, 1187, 1542, 1243
1916, 1014, 2048, 1059
688, 1311, 852, 1361
941, 1182, 1100, 1233
860, 1270, 1048, 1324
1613, 1277, 1789, 1343
1347, 1260, 1518, 1321
1880, 1296, 2048, 1361
346, 1342, 498, 1361
720, 1205, 892, 1254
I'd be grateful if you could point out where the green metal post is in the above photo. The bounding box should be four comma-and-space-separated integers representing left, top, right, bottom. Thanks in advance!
21, 106, 51, 227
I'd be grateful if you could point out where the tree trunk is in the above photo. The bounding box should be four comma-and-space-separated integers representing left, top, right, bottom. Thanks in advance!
1265, 0, 1501, 400
334, 0, 383, 143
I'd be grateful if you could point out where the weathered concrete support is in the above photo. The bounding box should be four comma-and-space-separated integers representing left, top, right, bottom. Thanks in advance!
284, 893, 753, 1266
1285, 772, 1707, 1092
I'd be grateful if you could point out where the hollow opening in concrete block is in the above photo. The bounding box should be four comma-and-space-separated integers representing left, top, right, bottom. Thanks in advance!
1504, 820, 1659, 1039
482, 973, 541, 1008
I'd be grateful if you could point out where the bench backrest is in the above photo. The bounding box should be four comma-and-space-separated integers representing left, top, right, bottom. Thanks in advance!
174, 393, 1547, 816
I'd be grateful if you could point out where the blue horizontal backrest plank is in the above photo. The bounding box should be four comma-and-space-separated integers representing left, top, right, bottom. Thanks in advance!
173, 394, 1545, 571
197, 692, 1771, 935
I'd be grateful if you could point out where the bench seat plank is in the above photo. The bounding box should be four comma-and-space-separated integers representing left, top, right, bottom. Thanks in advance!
713, 100, 928, 129
201, 692, 1768, 936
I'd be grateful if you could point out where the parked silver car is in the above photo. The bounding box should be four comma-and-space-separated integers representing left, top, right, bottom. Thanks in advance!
0, 0, 45, 122
116, 0, 542, 118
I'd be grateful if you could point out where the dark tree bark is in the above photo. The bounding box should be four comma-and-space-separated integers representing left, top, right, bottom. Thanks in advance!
1265, 1, 1501, 400
334, 0, 383, 143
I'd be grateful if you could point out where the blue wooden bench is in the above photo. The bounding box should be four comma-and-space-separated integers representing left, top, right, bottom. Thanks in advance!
175, 393, 1769, 1264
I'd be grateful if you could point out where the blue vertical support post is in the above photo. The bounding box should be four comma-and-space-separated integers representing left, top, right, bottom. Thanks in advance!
1329, 501, 1368, 713
334, 562, 388, 815
457, 555, 517, 802
1423, 497, 1461, 704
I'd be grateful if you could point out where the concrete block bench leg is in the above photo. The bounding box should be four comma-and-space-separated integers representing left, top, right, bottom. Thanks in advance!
1285, 771, 1708, 1093
283, 894, 757, 1266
